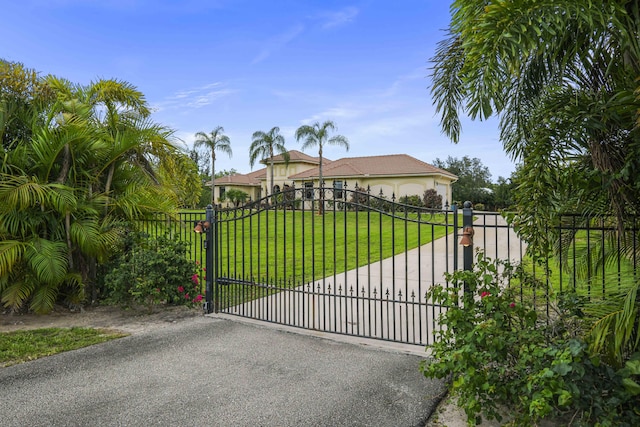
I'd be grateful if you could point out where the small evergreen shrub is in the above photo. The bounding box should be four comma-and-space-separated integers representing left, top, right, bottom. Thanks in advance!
398, 194, 423, 207
102, 233, 202, 311
423, 189, 443, 209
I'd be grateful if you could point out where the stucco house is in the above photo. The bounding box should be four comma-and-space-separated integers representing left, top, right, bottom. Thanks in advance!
213, 168, 265, 203
209, 150, 457, 208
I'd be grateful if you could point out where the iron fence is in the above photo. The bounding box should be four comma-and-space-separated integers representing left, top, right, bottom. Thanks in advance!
131, 187, 639, 346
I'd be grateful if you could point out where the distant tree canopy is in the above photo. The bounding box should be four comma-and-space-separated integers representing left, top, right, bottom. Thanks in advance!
492, 173, 517, 211
433, 156, 493, 206
0, 59, 55, 149
216, 169, 237, 178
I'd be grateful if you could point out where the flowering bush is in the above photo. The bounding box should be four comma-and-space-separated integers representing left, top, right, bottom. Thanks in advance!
420, 253, 640, 426
102, 233, 203, 311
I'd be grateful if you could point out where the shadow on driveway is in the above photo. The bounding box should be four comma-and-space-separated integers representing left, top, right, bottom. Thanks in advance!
1, 316, 445, 426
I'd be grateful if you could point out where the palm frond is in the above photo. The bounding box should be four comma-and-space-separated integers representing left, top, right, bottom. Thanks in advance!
0, 210, 39, 236
109, 183, 177, 220
28, 282, 60, 314
87, 78, 151, 118
25, 238, 69, 285
586, 276, 640, 366
69, 217, 103, 255
0, 240, 27, 276
60, 272, 85, 305
430, 32, 464, 143
1, 278, 35, 311
0, 174, 48, 211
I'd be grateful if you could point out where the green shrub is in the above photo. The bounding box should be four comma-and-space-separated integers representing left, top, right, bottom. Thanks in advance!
421, 253, 640, 426
226, 188, 249, 206
398, 194, 423, 207
423, 189, 443, 209
101, 233, 202, 311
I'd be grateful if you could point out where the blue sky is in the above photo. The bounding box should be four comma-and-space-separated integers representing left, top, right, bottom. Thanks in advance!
2, 0, 515, 181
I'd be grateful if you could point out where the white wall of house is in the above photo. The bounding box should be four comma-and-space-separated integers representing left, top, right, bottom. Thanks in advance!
216, 184, 261, 207
265, 162, 317, 195
334, 177, 453, 207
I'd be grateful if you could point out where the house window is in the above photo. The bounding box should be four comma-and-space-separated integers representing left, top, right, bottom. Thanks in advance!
333, 180, 344, 199
304, 182, 314, 199
219, 187, 226, 200
273, 185, 281, 194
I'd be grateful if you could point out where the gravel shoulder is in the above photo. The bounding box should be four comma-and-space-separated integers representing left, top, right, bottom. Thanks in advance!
0, 304, 203, 335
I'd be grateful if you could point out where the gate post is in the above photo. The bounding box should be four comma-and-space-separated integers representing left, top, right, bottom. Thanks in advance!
462, 201, 473, 273
452, 202, 458, 272
461, 201, 474, 297
204, 204, 216, 314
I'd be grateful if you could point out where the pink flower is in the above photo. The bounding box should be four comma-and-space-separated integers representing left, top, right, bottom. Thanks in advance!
177, 286, 185, 293
480, 291, 491, 298
195, 261, 200, 265
509, 302, 516, 308
193, 294, 203, 303
191, 274, 199, 284
185, 293, 190, 299
203, 268, 206, 272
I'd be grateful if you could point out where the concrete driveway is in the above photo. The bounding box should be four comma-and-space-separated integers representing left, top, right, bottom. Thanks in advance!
1, 316, 444, 426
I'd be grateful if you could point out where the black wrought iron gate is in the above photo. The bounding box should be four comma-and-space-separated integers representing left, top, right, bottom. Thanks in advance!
199, 186, 521, 347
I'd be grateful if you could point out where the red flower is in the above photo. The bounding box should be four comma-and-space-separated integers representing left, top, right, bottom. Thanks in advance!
185, 293, 190, 299
191, 274, 199, 284
480, 291, 491, 298
193, 294, 203, 303
195, 261, 200, 265
177, 286, 185, 293
509, 302, 516, 308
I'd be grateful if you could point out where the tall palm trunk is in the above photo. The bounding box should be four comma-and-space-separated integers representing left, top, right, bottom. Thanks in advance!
56, 143, 74, 269
318, 145, 324, 215
104, 163, 115, 214
211, 152, 215, 206
269, 147, 274, 197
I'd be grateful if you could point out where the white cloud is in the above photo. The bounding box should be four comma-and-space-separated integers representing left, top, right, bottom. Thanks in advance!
318, 6, 359, 29
302, 105, 364, 124
252, 24, 305, 64
152, 82, 235, 112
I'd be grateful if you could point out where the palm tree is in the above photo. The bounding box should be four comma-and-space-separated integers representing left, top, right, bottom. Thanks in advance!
430, 0, 640, 374
249, 126, 288, 197
295, 120, 349, 213
430, 0, 640, 247
0, 74, 187, 313
194, 126, 232, 205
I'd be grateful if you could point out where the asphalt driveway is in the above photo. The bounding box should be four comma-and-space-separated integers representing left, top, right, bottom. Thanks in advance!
1, 316, 444, 426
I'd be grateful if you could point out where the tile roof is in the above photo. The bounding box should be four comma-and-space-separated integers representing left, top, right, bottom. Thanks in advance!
288, 154, 457, 180
265, 149, 326, 164
214, 168, 265, 186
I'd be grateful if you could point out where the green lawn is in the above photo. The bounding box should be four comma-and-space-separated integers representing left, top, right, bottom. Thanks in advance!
517, 229, 636, 302
1, 328, 127, 367
137, 209, 457, 305
214, 209, 453, 283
